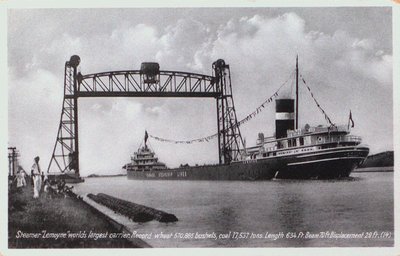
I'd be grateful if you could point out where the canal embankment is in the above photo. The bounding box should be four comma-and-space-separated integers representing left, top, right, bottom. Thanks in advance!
8, 181, 150, 248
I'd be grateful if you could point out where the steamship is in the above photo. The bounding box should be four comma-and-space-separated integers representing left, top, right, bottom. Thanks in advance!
126, 59, 369, 180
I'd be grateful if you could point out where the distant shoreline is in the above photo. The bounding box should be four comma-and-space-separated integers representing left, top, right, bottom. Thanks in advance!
86, 174, 126, 178
359, 151, 393, 168
354, 166, 393, 173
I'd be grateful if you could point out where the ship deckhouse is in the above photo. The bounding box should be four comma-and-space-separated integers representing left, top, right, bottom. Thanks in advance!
130, 145, 167, 171
247, 124, 362, 159
125, 132, 167, 172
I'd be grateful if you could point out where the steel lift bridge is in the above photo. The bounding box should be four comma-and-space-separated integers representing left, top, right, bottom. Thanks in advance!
47, 55, 244, 179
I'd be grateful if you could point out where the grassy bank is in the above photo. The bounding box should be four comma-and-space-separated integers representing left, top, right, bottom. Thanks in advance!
8, 180, 143, 248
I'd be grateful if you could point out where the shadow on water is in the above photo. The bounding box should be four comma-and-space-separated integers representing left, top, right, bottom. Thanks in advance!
273, 176, 363, 184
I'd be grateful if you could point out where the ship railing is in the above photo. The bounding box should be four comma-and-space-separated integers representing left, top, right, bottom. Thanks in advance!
287, 125, 349, 137
308, 125, 349, 133
315, 135, 362, 144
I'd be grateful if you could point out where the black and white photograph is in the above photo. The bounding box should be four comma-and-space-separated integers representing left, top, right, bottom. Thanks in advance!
2, 1, 398, 255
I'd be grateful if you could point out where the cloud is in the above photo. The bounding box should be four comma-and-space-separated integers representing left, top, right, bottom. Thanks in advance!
8, 67, 63, 170
145, 106, 163, 117
156, 18, 212, 71
78, 99, 143, 172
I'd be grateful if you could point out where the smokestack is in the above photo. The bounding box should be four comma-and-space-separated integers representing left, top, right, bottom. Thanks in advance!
275, 99, 295, 139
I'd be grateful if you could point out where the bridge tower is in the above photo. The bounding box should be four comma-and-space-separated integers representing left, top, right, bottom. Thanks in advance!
213, 59, 244, 164
47, 55, 80, 176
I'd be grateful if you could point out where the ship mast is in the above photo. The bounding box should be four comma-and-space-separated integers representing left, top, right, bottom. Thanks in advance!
295, 55, 299, 130
144, 130, 149, 149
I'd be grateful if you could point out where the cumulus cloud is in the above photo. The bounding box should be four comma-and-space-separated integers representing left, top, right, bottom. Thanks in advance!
8, 9, 392, 175
8, 67, 63, 168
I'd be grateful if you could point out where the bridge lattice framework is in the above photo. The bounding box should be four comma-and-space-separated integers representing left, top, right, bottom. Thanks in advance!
47, 56, 244, 176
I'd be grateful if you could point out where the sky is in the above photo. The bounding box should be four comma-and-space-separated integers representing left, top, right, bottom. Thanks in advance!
7, 7, 393, 176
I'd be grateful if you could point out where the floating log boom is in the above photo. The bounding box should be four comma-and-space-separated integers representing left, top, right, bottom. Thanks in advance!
87, 193, 178, 223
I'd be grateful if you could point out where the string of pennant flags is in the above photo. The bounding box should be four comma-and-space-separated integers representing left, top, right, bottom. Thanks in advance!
299, 74, 335, 127
149, 132, 218, 144
150, 72, 336, 145
149, 72, 294, 144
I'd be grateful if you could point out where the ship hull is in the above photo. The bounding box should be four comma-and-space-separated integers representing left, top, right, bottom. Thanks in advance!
127, 146, 369, 180
127, 158, 282, 181
276, 146, 370, 179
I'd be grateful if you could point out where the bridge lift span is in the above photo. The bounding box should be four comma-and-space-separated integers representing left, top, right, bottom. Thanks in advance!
47, 55, 244, 178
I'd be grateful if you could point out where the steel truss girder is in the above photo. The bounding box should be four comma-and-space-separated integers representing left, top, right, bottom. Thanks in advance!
78, 70, 217, 97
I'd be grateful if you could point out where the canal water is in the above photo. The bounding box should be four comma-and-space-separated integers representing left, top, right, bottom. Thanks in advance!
73, 172, 393, 247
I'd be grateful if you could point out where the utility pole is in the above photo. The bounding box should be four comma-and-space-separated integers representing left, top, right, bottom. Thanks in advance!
295, 55, 299, 130
8, 147, 19, 177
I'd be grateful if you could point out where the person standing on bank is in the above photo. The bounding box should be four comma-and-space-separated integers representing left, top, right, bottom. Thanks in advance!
19, 167, 27, 187
31, 156, 42, 198
13, 170, 25, 191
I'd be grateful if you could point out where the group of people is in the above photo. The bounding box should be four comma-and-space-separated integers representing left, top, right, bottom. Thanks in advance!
12, 156, 73, 199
